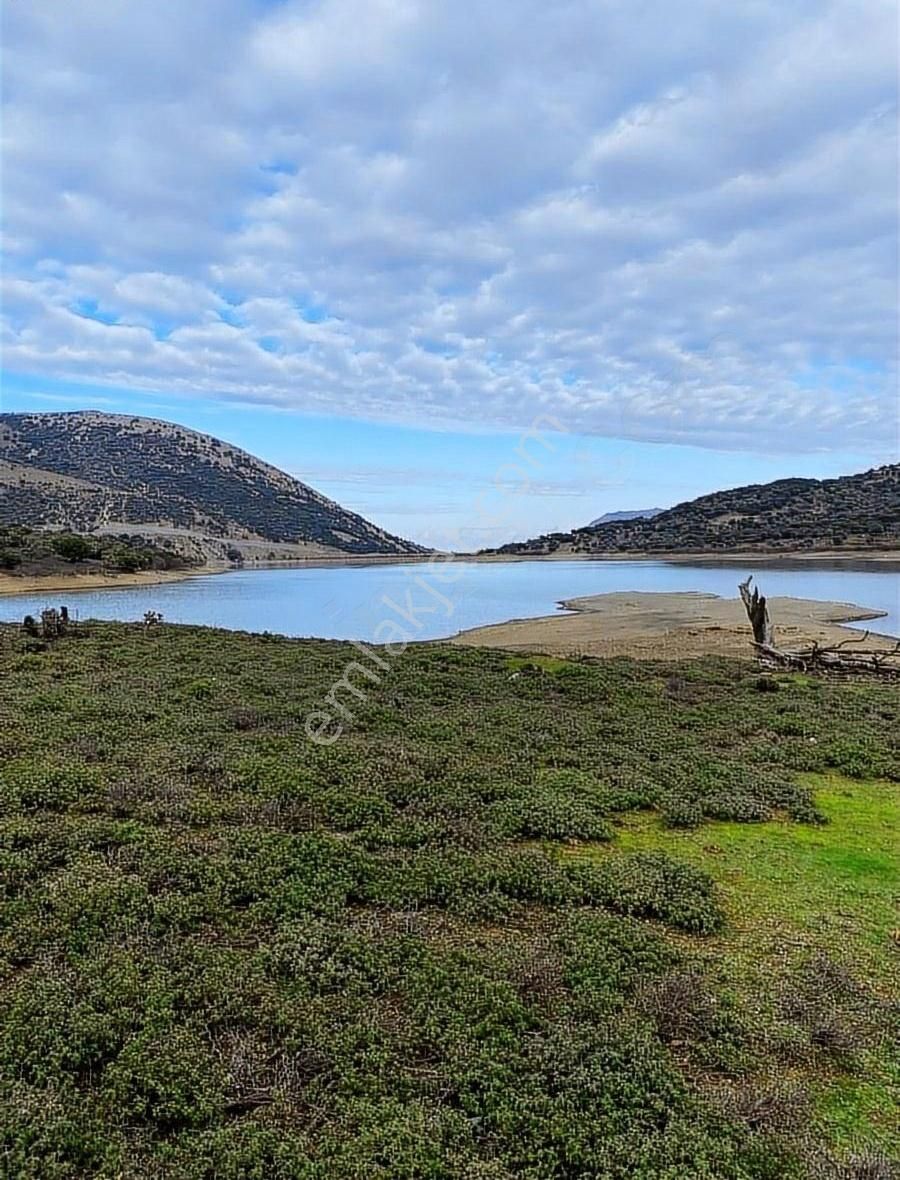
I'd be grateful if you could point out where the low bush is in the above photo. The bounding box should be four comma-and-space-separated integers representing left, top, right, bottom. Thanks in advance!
489, 786, 613, 841
558, 911, 678, 1002
823, 739, 895, 781
102, 1025, 226, 1128
661, 797, 705, 828
566, 851, 724, 933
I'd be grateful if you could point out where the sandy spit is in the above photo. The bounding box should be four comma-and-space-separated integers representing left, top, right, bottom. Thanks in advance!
449, 591, 896, 661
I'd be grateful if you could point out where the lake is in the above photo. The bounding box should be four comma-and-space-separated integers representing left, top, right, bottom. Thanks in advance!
1, 558, 898, 641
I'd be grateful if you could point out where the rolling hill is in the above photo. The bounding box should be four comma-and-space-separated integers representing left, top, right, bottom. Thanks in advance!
0, 411, 426, 561
488, 466, 900, 556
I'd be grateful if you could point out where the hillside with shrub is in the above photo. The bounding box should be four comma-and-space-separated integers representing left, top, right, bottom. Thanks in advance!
489, 465, 900, 556
0, 622, 896, 1177
0, 524, 197, 577
0, 412, 426, 560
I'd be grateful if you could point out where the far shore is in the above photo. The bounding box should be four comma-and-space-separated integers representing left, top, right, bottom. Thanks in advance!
0, 552, 439, 597
0, 545, 897, 599
0, 566, 229, 598
463, 548, 900, 567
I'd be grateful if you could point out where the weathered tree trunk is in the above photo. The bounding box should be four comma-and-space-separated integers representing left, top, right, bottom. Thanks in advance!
737, 577, 899, 676
738, 576, 773, 647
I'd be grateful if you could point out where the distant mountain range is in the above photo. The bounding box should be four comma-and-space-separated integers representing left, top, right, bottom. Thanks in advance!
0, 412, 426, 561
586, 508, 664, 527
488, 466, 900, 556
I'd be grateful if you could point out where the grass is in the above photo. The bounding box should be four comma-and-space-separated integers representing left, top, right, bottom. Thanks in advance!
506, 654, 577, 675
568, 775, 899, 1155
601, 775, 898, 972
0, 620, 897, 1178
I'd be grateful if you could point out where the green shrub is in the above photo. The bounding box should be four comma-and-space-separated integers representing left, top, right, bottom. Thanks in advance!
661, 797, 704, 828
149, 1124, 315, 1180
567, 852, 724, 934
0, 1084, 114, 1179
102, 546, 145, 573
49, 534, 98, 562
559, 912, 679, 1001
321, 788, 394, 831
102, 1025, 225, 1128
823, 739, 892, 780
0, 760, 105, 814
490, 787, 613, 841
182, 678, 217, 701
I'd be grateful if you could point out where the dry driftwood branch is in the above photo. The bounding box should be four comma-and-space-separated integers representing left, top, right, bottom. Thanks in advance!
738, 578, 899, 677
822, 629, 869, 651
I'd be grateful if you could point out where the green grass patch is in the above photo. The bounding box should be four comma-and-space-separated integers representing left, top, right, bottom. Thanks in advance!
596, 775, 898, 974
569, 775, 899, 1156
815, 1075, 900, 1153
506, 653, 579, 675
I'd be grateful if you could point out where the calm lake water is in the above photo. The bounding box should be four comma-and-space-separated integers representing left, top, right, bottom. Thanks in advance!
2, 559, 898, 641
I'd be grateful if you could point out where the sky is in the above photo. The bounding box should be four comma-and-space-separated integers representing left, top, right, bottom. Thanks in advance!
1, 0, 897, 550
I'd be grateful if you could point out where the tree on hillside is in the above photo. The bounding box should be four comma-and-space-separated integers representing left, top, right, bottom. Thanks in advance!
50, 533, 98, 562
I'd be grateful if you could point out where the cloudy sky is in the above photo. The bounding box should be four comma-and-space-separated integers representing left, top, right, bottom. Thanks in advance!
1, 0, 897, 548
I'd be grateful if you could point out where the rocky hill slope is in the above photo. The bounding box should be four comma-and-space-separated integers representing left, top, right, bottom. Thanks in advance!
489, 465, 900, 555
0, 412, 426, 560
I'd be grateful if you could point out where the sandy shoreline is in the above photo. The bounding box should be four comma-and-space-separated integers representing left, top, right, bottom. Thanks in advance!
449, 591, 897, 661
0, 553, 443, 597
0, 566, 231, 597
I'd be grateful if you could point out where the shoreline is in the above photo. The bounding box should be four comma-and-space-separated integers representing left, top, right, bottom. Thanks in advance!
463, 548, 900, 567
1, 545, 898, 598
557, 592, 890, 627
0, 552, 440, 597
0, 566, 230, 597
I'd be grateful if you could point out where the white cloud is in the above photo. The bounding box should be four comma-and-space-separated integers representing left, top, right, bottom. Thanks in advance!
1, 0, 897, 454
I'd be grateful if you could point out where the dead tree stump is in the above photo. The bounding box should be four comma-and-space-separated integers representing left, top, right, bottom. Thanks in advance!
738, 576, 773, 647
737, 577, 899, 676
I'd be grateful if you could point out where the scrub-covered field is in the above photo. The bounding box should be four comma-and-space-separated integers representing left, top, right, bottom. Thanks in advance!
0, 622, 896, 1179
